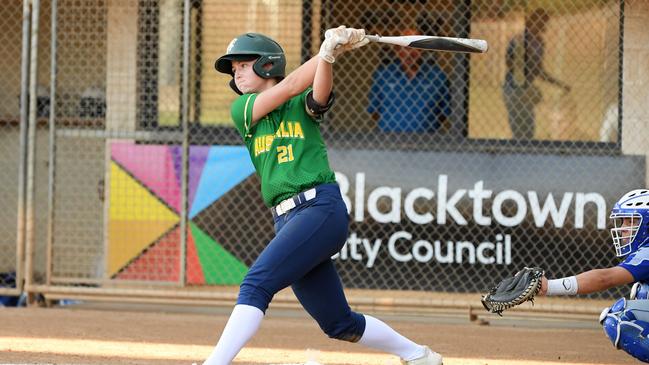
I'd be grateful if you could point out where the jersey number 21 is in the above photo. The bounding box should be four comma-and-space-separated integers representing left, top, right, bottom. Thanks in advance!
277, 145, 294, 164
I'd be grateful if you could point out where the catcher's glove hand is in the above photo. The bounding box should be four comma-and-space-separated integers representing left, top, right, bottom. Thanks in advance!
481, 267, 544, 315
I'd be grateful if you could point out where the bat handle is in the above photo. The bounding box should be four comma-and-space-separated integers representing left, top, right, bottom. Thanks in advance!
365, 34, 381, 43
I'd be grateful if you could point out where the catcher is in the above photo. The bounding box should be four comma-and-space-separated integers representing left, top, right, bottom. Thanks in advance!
482, 189, 649, 363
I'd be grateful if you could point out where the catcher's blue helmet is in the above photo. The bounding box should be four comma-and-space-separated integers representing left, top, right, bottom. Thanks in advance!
610, 189, 649, 257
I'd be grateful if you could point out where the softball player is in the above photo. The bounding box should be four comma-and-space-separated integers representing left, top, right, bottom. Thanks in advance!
537, 189, 649, 362
202, 28, 443, 365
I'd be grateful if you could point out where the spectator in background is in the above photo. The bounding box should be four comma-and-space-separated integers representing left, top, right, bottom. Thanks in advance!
503, 8, 571, 139
367, 26, 451, 133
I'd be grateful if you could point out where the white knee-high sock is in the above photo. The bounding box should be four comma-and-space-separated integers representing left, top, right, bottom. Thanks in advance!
202, 304, 264, 365
358, 314, 426, 361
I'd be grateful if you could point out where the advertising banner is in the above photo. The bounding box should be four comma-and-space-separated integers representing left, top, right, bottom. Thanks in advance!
107, 142, 645, 294
329, 149, 645, 291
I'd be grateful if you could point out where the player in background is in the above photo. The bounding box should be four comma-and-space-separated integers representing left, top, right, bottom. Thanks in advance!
367, 27, 451, 133
502, 8, 571, 139
202, 27, 443, 365
537, 189, 649, 362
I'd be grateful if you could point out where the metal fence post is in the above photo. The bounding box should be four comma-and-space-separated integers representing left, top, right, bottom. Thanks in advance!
46, 0, 59, 286
179, 0, 191, 286
15, 0, 32, 298
24, 0, 40, 305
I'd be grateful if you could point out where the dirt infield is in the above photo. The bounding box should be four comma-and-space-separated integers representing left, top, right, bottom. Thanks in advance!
0, 303, 638, 365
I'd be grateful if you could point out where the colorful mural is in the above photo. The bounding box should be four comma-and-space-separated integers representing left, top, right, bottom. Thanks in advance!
108, 142, 253, 285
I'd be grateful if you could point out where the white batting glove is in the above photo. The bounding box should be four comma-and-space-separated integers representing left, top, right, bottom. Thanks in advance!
334, 28, 369, 57
319, 26, 368, 63
319, 37, 337, 63
319, 25, 346, 63
325, 25, 354, 41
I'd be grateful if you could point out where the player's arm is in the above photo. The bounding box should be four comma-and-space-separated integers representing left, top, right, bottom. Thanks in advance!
538, 68, 571, 92
251, 56, 321, 123
312, 56, 333, 105
251, 27, 367, 124
574, 267, 634, 294
539, 266, 634, 296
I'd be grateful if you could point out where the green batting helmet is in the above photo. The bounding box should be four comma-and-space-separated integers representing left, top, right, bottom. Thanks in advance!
215, 33, 286, 79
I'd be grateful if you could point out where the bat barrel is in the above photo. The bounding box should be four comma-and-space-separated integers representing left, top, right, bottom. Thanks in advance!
365, 33, 488, 53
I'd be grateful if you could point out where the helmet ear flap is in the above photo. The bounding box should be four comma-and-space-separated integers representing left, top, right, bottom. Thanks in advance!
253, 55, 285, 79
229, 79, 243, 95
254, 58, 271, 78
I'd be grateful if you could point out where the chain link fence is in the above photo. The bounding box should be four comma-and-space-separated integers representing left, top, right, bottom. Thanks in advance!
2, 0, 647, 307
0, 1, 27, 297
192, 0, 639, 298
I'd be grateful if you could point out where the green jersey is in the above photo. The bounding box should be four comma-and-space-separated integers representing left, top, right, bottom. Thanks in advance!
231, 88, 336, 207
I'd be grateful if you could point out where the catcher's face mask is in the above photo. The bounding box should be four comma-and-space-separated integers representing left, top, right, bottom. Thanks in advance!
609, 189, 649, 257
610, 214, 641, 256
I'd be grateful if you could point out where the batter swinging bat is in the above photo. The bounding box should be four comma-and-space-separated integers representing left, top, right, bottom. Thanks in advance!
365, 34, 488, 54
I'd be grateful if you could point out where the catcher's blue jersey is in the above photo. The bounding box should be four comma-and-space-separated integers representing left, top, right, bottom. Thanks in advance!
619, 246, 649, 282
602, 246, 649, 363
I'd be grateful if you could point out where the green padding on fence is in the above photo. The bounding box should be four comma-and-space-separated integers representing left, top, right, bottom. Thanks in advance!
190, 222, 248, 285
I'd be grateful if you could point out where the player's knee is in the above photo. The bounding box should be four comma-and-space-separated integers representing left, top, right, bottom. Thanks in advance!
604, 317, 649, 362
236, 283, 273, 313
600, 298, 629, 348
631, 282, 649, 300
320, 312, 365, 343
600, 297, 649, 362
323, 324, 363, 342
600, 304, 622, 347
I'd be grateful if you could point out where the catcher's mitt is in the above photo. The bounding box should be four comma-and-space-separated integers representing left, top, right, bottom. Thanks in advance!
481, 267, 544, 315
